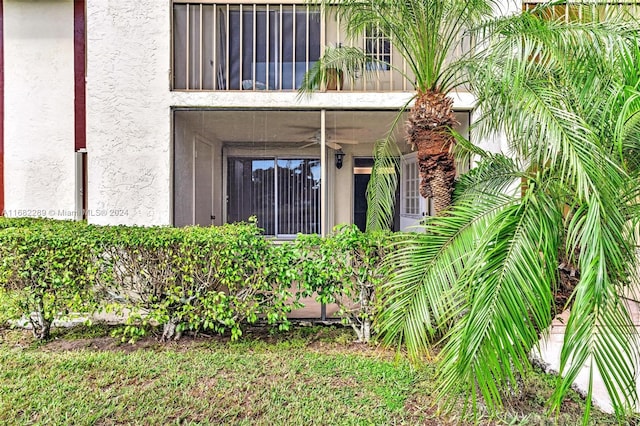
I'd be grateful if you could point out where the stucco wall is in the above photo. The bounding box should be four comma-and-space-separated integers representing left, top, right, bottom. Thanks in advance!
86, 0, 172, 225
4, 0, 76, 219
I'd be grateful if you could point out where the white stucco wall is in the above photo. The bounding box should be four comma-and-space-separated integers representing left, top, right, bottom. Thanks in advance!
86, 0, 172, 225
4, 0, 76, 219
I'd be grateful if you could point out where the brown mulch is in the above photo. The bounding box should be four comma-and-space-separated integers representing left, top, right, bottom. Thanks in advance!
0, 324, 396, 360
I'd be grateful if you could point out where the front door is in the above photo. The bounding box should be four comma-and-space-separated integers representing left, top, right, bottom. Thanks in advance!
353, 158, 400, 231
353, 158, 372, 231
194, 138, 214, 226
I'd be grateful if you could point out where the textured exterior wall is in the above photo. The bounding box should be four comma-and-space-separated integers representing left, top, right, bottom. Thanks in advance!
4, 0, 76, 219
86, 0, 171, 225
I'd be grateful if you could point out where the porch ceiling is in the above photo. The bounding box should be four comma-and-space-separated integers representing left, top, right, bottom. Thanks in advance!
174, 109, 407, 147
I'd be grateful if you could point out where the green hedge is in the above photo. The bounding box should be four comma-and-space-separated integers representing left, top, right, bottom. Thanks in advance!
0, 218, 391, 342
293, 225, 391, 342
94, 222, 301, 341
0, 219, 100, 339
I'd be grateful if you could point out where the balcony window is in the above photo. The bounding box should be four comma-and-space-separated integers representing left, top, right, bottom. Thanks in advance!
364, 26, 391, 71
173, 3, 321, 90
401, 156, 420, 217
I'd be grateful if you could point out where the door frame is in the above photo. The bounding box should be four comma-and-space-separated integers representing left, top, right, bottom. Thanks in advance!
352, 156, 401, 231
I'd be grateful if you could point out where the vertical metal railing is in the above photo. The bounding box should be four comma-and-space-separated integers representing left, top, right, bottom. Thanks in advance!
523, 1, 639, 21
172, 1, 445, 92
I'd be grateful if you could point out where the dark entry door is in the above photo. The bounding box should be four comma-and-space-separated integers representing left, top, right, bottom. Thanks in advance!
353, 157, 400, 232
353, 158, 373, 232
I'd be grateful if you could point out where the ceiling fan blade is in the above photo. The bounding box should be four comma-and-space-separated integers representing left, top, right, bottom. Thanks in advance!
330, 138, 358, 145
290, 125, 361, 131
289, 125, 321, 130
299, 140, 342, 150
300, 141, 317, 149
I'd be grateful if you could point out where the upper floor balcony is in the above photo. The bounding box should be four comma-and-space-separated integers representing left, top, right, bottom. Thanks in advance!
172, 1, 424, 92
523, 1, 640, 20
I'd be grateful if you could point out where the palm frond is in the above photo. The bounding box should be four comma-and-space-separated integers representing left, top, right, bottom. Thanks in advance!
377, 190, 518, 358
467, 33, 623, 203
297, 46, 386, 96
553, 198, 639, 419
437, 187, 562, 413
307, 0, 497, 92
452, 150, 522, 202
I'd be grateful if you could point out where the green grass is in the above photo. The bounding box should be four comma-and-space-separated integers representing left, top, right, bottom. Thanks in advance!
0, 325, 624, 425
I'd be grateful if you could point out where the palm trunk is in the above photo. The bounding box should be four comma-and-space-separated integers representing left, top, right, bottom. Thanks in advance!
407, 90, 458, 214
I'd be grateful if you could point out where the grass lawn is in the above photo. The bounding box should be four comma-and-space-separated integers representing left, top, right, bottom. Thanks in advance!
0, 325, 622, 425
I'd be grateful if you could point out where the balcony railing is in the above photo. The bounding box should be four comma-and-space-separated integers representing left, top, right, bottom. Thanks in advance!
522, 1, 640, 20
172, 1, 418, 92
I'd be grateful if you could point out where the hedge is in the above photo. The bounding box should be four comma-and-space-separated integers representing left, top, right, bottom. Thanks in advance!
0, 218, 391, 342
0, 219, 101, 339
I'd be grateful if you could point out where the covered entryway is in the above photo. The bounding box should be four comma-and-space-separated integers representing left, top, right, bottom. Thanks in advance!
173, 109, 470, 233
172, 108, 471, 319
173, 109, 410, 235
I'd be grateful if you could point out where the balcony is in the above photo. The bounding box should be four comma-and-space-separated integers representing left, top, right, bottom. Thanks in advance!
172, 1, 416, 92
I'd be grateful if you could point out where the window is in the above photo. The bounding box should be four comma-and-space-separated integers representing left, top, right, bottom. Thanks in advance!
227, 157, 321, 236
401, 156, 420, 217
364, 26, 391, 71
173, 3, 321, 90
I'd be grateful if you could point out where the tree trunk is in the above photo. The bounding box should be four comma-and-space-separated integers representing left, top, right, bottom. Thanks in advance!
407, 90, 458, 214
556, 254, 579, 315
30, 297, 51, 340
161, 317, 183, 342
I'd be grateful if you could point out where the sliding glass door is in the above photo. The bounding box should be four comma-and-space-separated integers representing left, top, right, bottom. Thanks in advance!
227, 157, 321, 236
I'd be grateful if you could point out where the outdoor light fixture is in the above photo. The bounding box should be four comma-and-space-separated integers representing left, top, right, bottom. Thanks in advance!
335, 149, 345, 169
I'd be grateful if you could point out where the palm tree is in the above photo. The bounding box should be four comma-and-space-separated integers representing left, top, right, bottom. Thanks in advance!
300, 0, 500, 224
376, 3, 640, 422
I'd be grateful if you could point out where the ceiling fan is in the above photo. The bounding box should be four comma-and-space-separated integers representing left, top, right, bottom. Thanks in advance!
299, 130, 358, 150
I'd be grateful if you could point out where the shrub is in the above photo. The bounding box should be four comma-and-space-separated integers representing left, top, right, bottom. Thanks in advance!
294, 225, 391, 342
96, 220, 301, 341
0, 218, 390, 342
0, 288, 22, 327
0, 220, 101, 339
